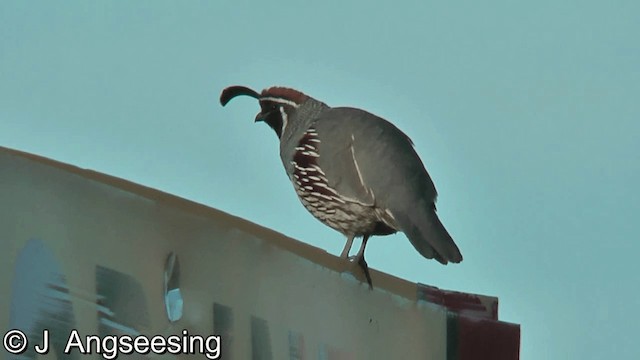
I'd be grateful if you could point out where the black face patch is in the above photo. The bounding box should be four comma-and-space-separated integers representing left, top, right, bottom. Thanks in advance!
257, 101, 285, 138
256, 100, 289, 138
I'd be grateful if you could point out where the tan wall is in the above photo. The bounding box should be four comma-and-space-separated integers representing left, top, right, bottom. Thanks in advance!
0, 147, 518, 359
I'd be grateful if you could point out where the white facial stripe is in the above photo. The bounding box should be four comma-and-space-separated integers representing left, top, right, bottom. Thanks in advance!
260, 97, 299, 108
279, 106, 288, 135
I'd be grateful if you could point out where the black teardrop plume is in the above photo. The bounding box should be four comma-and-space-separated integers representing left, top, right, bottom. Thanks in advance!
220, 86, 260, 106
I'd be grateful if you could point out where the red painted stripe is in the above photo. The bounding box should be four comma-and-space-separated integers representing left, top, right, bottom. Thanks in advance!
417, 284, 498, 320
455, 315, 521, 360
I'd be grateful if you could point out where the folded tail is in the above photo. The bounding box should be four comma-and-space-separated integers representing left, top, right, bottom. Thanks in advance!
393, 202, 463, 264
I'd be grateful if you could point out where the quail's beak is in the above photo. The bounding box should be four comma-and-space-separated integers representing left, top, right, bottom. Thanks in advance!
254, 112, 265, 122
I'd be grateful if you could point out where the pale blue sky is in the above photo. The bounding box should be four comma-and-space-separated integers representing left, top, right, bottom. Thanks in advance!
1, 1, 638, 359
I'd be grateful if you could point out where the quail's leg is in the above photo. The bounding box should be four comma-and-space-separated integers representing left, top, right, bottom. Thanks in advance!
353, 235, 373, 290
340, 235, 355, 258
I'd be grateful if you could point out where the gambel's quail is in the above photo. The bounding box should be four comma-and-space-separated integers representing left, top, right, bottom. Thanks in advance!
220, 85, 462, 289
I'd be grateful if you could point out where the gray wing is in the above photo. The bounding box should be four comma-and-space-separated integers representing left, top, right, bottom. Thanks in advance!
312, 107, 437, 208
312, 107, 462, 263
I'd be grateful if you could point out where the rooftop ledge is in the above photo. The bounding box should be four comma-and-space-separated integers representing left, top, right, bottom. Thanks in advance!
0, 146, 520, 360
